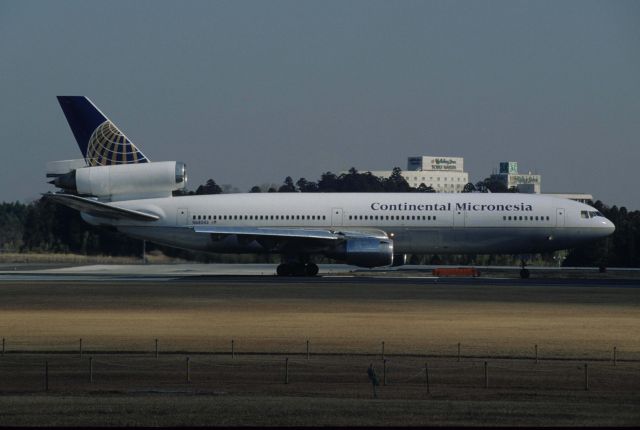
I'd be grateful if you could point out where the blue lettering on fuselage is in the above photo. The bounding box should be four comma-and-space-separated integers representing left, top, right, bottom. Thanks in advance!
371, 202, 533, 212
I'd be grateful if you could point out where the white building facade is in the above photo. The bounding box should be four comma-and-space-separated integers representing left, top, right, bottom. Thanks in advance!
368, 156, 469, 192
490, 162, 542, 193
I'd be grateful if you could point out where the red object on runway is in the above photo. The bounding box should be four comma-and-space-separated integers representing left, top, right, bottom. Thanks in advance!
432, 267, 480, 277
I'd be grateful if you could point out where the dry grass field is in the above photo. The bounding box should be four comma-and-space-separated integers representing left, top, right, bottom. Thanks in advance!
0, 277, 638, 425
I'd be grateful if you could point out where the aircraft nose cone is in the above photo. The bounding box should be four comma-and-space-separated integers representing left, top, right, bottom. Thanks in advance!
604, 219, 615, 236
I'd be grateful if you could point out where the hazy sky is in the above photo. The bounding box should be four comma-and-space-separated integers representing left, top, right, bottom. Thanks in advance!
1, 0, 638, 207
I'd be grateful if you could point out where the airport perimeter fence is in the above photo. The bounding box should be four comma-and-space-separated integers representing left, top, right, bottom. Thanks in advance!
0, 338, 638, 397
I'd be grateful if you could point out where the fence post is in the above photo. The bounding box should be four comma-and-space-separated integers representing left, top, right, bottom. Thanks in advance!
232, 339, 235, 359
155, 338, 158, 359
484, 361, 489, 389
285, 357, 289, 384
381, 341, 385, 360
79, 338, 83, 359
383, 359, 387, 386
535, 344, 538, 364
306, 339, 310, 360
45, 361, 49, 392
613, 346, 617, 366
89, 356, 93, 383
584, 363, 589, 391
457, 343, 461, 362
425, 362, 430, 394
186, 357, 191, 383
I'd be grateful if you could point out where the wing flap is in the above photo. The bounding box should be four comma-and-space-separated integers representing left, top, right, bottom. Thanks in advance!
43, 193, 159, 221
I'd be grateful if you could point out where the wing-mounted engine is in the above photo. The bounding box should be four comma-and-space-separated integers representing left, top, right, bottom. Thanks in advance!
327, 237, 394, 268
47, 161, 187, 201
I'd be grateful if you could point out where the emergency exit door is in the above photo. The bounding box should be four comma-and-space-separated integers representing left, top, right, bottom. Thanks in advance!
556, 208, 565, 228
331, 208, 343, 227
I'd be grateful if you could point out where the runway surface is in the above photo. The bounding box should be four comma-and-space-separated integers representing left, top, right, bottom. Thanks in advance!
0, 266, 638, 360
0, 264, 638, 426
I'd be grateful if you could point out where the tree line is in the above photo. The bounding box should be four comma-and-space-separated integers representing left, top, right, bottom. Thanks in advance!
0, 168, 635, 267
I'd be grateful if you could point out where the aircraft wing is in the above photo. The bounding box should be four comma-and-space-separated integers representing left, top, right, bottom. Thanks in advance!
193, 226, 388, 241
43, 193, 160, 221
193, 225, 341, 240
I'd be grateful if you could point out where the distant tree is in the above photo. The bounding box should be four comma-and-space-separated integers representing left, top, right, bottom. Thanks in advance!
462, 183, 476, 193
249, 186, 262, 193
416, 183, 436, 193
0, 202, 28, 251
383, 167, 412, 192
337, 168, 385, 192
296, 178, 319, 193
278, 176, 297, 192
317, 172, 339, 192
267, 187, 277, 193
221, 184, 240, 194
475, 177, 509, 193
195, 179, 223, 195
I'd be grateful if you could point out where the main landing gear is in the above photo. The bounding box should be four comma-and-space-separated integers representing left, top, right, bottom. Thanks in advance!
276, 262, 319, 277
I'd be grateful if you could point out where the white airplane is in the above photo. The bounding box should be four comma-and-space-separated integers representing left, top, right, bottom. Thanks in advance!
46, 97, 615, 276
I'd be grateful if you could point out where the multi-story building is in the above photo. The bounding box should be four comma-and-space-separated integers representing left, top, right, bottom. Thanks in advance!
367, 155, 469, 192
490, 161, 542, 193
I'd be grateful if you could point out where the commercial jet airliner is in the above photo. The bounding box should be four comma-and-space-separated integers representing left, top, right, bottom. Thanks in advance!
45, 97, 615, 276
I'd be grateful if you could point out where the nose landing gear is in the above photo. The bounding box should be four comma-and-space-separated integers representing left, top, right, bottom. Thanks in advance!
519, 259, 530, 279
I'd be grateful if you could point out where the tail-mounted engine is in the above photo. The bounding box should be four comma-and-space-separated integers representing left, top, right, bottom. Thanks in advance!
47, 161, 187, 201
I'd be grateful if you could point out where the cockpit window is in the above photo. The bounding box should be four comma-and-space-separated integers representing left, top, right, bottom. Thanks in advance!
589, 211, 604, 218
580, 211, 589, 219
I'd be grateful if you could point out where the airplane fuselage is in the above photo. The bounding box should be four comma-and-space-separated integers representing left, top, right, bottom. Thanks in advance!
83, 192, 614, 256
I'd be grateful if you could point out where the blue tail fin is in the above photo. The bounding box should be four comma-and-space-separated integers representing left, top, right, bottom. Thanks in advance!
57, 96, 149, 166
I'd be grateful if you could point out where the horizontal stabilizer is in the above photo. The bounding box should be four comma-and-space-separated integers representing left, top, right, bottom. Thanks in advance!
43, 193, 159, 221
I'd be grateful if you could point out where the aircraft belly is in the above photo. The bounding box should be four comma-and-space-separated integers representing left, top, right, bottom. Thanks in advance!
394, 227, 564, 254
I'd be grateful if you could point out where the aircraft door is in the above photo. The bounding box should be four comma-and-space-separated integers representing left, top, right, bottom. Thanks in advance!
331, 208, 343, 227
556, 208, 565, 228
453, 207, 465, 228
177, 208, 189, 226
453, 206, 466, 242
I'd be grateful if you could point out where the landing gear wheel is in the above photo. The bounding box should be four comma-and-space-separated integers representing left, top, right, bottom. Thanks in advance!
292, 263, 307, 276
305, 263, 319, 277
277, 264, 291, 276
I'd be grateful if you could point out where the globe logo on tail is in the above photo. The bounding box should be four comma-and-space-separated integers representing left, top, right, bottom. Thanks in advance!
86, 121, 148, 166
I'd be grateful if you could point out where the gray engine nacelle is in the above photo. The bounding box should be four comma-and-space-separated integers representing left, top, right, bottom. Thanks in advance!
328, 237, 394, 268
50, 161, 187, 201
